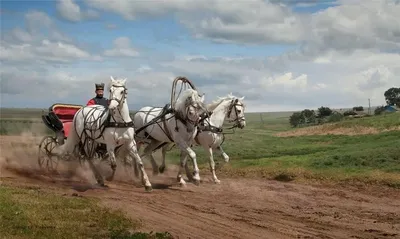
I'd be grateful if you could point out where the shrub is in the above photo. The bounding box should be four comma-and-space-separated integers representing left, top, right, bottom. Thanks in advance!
327, 112, 344, 122
352, 106, 364, 111
343, 110, 357, 116
374, 105, 385, 115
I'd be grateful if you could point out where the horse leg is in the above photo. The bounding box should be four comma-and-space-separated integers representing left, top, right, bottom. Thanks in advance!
105, 145, 116, 182
131, 154, 140, 179
159, 143, 169, 174
184, 154, 194, 182
87, 157, 105, 187
176, 150, 189, 187
142, 140, 163, 176
131, 140, 143, 178
205, 146, 220, 184
176, 141, 201, 186
128, 142, 152, 192
217, 145, 230, 162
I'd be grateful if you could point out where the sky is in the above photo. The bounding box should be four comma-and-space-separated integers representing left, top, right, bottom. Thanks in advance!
0, 0, 399, 112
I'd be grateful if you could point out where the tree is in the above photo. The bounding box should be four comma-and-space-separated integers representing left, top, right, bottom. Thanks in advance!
317, 106, 332, 118
300, 109, 316, 124
384, 87, 400, 107
289, 112, 304, 127
352, 106, 364, 111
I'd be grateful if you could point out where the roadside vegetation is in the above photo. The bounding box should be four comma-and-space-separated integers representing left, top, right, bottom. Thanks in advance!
0, 184, 173, 239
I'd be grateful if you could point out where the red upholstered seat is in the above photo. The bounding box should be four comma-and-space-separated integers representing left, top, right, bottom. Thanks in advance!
63, 122, 73, 137
51, 104, 83, 138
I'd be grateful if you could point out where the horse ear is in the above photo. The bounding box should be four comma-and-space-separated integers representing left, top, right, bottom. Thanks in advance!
200, 94, 205, 102
110, 75, 115, 82
122, 78, 127, 85
240, 96, 245, 100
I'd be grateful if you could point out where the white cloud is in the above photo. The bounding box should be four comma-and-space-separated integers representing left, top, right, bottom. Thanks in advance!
1, 1, 399, 112
103, 37, 139, 57
0, 40, 93, 63
56, 0, 99, 22
0, 11, 100, 64
85, 0, 307, 45
85, 0, 400, 51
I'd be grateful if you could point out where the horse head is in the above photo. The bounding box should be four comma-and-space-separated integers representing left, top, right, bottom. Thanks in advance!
108, 76, 127, 111
174, 89, 206, 125
220, 93, 246, 129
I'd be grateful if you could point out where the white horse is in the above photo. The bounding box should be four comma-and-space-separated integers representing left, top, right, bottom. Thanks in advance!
133, 88, 207, 186
142, 93, 246, 184
56, 76, 152, 191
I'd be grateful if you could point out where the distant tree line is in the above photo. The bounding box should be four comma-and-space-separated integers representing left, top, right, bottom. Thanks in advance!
289, 87, 399, 127
289, 106, 343, 127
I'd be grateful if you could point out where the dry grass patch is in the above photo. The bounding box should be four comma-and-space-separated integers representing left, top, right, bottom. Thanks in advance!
276, 125, 400, 137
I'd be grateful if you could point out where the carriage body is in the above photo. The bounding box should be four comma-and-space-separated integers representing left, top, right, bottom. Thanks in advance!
38, 103, 84, 171
42, 103, 83, 143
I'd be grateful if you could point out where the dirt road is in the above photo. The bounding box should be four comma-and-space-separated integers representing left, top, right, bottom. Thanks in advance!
1, 135, 400, 239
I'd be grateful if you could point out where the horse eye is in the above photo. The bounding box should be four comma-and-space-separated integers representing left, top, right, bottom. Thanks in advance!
121, 90, 123, 94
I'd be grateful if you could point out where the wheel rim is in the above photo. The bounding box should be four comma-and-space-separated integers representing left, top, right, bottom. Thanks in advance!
38, 136, 59, 172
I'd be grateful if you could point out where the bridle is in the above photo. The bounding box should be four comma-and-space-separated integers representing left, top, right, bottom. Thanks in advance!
227, 98, 245, 129
181, 95, 208, 126
109, 84, 127, 106
105, 84, 133, 128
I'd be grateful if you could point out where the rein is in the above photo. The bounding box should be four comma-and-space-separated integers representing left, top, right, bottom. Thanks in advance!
198, 98, 244, 135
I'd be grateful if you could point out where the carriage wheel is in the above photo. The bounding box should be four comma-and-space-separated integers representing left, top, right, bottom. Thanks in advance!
38, 136, 59, 172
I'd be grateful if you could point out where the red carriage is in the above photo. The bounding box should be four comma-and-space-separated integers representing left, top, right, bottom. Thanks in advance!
38, 103, 106, 171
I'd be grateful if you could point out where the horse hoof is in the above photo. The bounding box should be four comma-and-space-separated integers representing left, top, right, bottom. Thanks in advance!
95, 183, 108, 189
159, 166, 165, 174
105, 176, 114, 182
193, 180, 200, 186
179, 182, 187, 187
214, 180, 221, 184
145, 186, 153, 192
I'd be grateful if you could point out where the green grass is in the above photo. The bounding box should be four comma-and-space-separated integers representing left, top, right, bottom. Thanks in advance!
334, 113, 400, 129
0, 184, 173, 239
162, 112, 400, 188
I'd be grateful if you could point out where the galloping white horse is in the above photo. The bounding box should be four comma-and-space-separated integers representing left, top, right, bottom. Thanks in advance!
144, 93, 246, 184
56, 76, 152, 191
133, 89, 207, 186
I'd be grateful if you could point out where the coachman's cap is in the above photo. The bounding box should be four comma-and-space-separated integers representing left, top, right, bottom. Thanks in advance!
95, 83, 105, 90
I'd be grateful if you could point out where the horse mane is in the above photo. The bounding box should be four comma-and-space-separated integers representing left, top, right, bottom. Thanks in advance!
207, 93, 241, 111
174, 89, 201, 113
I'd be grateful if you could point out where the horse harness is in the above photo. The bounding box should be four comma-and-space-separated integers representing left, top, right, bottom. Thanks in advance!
135, 100, 209, 143
194, 98, 244, 145
96, 84, 134, 136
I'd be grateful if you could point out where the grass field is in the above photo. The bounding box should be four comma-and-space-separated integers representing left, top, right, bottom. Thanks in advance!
162, 111, 400, 188
0, 184, 173, 239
